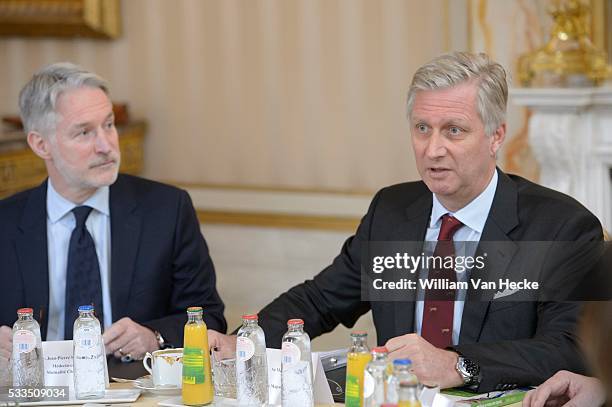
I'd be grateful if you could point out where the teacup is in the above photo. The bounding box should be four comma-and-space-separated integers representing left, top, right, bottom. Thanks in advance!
143, 348, 183, 388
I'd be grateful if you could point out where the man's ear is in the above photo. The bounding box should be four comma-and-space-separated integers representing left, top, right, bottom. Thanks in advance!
27, 131, 52, 160
490, 123, 506, 156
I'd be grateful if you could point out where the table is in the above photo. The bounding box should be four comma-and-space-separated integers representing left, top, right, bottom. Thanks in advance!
108, 382, 521, 407
110, 382, 340, 407
107, 360, 520, 407
111, 382, 174, 406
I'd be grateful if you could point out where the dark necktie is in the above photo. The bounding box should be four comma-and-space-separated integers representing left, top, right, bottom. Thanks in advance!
421, 214, 463, 348
64, 206, 104, 340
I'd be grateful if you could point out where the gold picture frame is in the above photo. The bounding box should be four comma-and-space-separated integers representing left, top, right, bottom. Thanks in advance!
589, 0, 611, 63
0, 0, 121, 39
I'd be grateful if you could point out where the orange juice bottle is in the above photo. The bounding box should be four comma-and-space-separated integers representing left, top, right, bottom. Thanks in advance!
345, 331, 372, 407
182, 306, 214, 405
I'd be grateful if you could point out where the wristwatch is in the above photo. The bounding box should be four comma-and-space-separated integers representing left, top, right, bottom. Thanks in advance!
153, 330, 168, 349
456, 356, 481, 386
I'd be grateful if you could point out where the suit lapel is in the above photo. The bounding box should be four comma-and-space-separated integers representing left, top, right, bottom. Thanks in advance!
109, 176, 142, 320
392, 192, 432, 337
459, 170, 519, 344
16, 181, 50, 339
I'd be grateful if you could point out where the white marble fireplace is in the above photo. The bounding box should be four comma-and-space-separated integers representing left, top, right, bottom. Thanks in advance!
510, 87, 612, 232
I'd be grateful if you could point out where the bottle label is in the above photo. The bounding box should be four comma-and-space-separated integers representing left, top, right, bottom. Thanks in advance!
345, 374, 361, 407
182, 347, 205, 385
345, 352, 371, 407
13, 330, 36, 353
236, 337, 255, 361
363, 370, 375, 398
281, 342, 301, 365
75, 327, 98, 349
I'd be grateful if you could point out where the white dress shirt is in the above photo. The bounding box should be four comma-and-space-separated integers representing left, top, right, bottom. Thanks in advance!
414, 169, 498, 345
46, 180, 113, 340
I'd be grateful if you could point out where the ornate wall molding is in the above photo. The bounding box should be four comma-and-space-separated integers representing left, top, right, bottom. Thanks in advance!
0, 0, 121, 39
511, 87, 612, 231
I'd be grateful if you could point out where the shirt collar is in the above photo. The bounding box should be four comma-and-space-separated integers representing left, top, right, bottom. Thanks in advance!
429, 169, 498, 233
47, 179, 110, 224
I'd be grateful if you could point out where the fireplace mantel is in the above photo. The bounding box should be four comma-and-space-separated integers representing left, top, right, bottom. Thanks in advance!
510, 87, 612, 232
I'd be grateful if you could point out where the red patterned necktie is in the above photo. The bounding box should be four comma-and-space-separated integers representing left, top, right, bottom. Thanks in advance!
421, 214, 464, 348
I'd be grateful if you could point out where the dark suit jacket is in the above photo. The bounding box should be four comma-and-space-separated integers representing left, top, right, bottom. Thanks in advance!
0, 174, 227, 346
257, 170, 603, 392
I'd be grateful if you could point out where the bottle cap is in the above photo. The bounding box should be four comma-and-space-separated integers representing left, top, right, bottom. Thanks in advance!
393, 358, 412, 366
242, 314, 258, 320
350, 331, 368, 338
78, 305, 94, 312
372, 346, 388, 354
17, 308, 33, 315
287, 319, 304, 326
187, 306, 203, 313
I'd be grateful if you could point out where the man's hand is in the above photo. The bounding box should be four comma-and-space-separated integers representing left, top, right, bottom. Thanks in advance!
385, 333, 463, 389
0, 326, 10, 386
208, 330, 236, 359
102, 317, 158, 360
0, 326, 11, 361
522, 370, 606, 407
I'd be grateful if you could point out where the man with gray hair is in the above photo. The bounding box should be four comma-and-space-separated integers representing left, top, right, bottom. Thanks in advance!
0, 63, 226, 363
211, 52, 602, 392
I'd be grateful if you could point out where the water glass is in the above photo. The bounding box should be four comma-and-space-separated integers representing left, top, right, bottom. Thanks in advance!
211, 351, 236, 399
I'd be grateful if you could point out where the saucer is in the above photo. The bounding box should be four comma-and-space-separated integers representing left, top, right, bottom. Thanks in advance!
133, 375, 181, 396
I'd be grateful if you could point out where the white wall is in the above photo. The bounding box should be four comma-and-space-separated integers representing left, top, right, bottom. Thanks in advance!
0, 0, 470, 192
203, 223, 375, 351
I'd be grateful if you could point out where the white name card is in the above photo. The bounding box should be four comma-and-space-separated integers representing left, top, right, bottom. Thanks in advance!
42, 340, 109, 393
42, 340, 74, 389
265, 348, 334, 405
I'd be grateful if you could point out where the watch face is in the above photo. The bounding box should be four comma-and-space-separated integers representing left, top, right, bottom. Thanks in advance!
458, 357, 478, 382
466, 359, 480, 375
